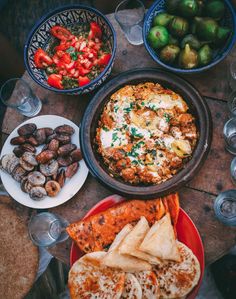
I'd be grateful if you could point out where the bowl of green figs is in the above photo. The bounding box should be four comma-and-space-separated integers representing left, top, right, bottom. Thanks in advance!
143, 0, 236, 73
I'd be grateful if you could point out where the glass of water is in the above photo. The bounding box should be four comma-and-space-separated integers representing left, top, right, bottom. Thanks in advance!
0, 78, 42, 117
214, 190, 236, 226
223, 118, 236, 154
228, 91, 236, 117
28, 212, 69, 247
115, 0, 145, 45
228, 61, 236, 91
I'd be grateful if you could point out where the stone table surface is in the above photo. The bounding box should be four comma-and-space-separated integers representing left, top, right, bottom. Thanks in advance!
1, 12, 236, 267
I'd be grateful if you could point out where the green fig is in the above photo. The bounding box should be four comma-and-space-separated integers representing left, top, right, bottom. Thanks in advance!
198, 45, 213, 65
215, 26, 231, 45
153, 13, 174, 27
166, 0, 180, 14
195, 17, 218, 41
181, 34, 201, 50
206, 0, 225, 20
160, 45, 180, 63
148, 26, 169, 49
179, 44, 198, 68
178, 0, 199, 18
169, 34, 179, 46
169, 17, 189, 37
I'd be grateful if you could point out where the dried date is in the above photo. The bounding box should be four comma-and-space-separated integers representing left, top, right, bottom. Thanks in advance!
10, 136, 26, 145
48, 139, 59, 152
46, 133, 57, 144
13, 146, 24, 157
57, 156, 72, 167
44, 127, 54, 137
55, 124, 75, 135
65, 162, 79, 178
17, 123, 37, 136
71, 148, 82, 162
36, 150, 56, 164
21, 143, 36, 153
56, 134, 71, 145
56, 169, 66, 188
58, 144, 76, 157
26, 136, 39, 146
34, 128, 46, 145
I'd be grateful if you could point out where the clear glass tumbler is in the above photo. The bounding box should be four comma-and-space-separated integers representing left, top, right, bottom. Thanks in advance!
28, 212, 69, 247
115, 0, 145, 45
223, 118, 236, 154
228, 61, 236, 91
227, 91, 236, 117
0, 78, 42, 117
214, 190, 236, 226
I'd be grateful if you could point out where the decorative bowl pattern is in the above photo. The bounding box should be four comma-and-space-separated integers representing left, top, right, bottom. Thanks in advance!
143, 0, 236, 73
24, 5, 116, 94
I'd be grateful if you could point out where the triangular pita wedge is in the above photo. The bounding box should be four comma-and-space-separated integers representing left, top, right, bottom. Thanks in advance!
102, 224, 152, 272
119, 217, 161, 265
139, 213, 180, 262
121, 273, 142, 299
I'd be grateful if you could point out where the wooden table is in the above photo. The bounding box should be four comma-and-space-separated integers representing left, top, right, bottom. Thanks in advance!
1, 12, 236, 267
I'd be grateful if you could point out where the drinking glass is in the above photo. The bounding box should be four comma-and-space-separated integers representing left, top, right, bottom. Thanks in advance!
28, 212, 69, 247
115, 0, 145, 45
223, 118, 236, 154
0, 78, 42, 117
214, 190, 236, 226
227, 91, 236, 117
228, 61, 236, 91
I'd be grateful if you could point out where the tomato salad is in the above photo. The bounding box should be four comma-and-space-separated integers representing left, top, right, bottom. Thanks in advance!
34, 23, 111, 89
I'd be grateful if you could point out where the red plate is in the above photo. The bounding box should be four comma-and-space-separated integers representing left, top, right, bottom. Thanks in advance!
70, 195, 204, 299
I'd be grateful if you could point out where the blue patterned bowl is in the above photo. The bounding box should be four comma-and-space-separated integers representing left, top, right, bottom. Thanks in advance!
143, 0, 236, 73
24, 5, 116, 94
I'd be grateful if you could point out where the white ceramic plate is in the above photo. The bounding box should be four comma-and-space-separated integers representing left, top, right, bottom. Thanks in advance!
0, 115, 88, 209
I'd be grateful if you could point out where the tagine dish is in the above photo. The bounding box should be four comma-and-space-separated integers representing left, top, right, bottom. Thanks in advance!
67, 194, 202, 299
95, 82, 198, 185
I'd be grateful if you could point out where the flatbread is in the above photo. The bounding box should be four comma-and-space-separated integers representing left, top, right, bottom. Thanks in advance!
103, 225, 152, 272
121, 273, 142, 299
134, 271, 160, 299
119, 217, 161, 265
139, 213, 180, 262
68, 251, 125, 299
152, 242, 201, 298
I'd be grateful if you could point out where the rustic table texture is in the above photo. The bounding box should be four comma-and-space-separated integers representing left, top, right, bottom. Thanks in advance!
1, 12, 236, 267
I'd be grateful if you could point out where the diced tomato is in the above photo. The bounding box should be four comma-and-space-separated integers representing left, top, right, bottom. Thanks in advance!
52, 55, 60, 64
93, 42, 101, 51
34, 48, 53, 68
50, 26, 73, 41
88, 22, 102, 40
78, 66, 90, 76
65, 61, 75, 70
47, 74, 63, 89
97, 53, 111, 66
61, 53, 71, 64
78, 76, 90, 87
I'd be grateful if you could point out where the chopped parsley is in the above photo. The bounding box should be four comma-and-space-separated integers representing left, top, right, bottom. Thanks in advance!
114, 106, 119, 113
141, 101, 145, 106
62, 76, 78, 89
131, 160, 139, 165
66, 46, 79, 61
130, 127, 143, 138
102, 126, 109, 132
163, 113, 172, 123
123, 102, 135, 113
112, 132, 118, 142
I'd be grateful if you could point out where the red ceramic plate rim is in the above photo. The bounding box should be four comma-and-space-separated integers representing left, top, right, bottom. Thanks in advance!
70, 195, 205, 299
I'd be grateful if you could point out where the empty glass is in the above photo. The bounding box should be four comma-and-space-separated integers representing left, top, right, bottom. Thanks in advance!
228, 61, 236, 91
214, 190, 236, 226
28, 212, 69, 247
230, 157, 236, 184
228, 91, 236, 117
115, 0, 145, 45
0, 78, 42, 117
223, 118, 236, 154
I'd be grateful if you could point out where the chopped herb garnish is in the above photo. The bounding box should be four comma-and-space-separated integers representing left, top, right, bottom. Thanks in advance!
114, 106, 119, 113
112, 132, 118, 142
66, 46, 78, 61
123, 102, 135, 113
130, 127, 143, 138
141, 101, 145, 106
102, 127, 109, 132
132, 160, 139, 165
163, 112, 171, 123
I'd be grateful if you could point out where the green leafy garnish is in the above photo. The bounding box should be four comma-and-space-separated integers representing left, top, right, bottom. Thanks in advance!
130, 127, 143, 138
102, 127, 109, 132
66, 46, 78, 61
163, 113, 172, 123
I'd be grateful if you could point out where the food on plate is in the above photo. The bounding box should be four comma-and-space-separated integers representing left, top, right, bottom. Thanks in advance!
0, 123, 82, 201
121, 273, 142, 299
139, 213, 181, 262
95, 82, 198, 185
102, 224, 152, 272
33, 23, 112, 89
68, 195, 201, 299
119, 217, 161, 265
153, 241, 201, 298
68, 252, 125, 299
147, 0, 230, 69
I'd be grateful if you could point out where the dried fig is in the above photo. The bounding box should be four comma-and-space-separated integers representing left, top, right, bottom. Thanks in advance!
57, 156, 72, 167
39, 160, 59, 177
65, 162, 79, 178
10, 136, 26, 145
34, 128, 46, 145
58, 144, 76, 157
0, 154, 13, 172
20, 177, 28, 193
55, 124, 75, 135
36, 150, 56, 164
13, 146, 24, 157
56, 134, 71, 145
21, 143, 36, 153
44, 127, 54, 137
71, 148, 82, 162
22, 152, 38, 166
30, 186, 47, 201
11, 165, 28, 182
48, 139, 59, 152
28, 171, 46, 186
19, 157, 34, 171
56, 169, 65, 188
17, 123, 37, 136
45, 180, 61, 197
26, 136, 39, 146
7, 156, 20, 174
